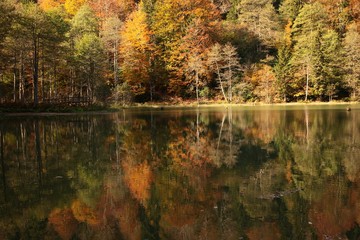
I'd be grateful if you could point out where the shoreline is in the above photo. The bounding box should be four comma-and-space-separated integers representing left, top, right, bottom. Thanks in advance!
1, 101, 358, 116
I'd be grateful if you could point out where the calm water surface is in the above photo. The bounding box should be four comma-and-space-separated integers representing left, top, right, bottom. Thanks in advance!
1, 105, 360, 239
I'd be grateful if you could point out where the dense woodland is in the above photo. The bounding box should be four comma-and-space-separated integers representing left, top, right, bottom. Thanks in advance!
0, 0, 359, 106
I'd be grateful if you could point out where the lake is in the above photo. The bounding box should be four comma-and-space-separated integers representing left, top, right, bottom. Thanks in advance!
0, 104, 360, 239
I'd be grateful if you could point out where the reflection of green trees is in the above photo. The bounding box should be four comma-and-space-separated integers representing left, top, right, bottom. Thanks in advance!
1, 106, 360, 239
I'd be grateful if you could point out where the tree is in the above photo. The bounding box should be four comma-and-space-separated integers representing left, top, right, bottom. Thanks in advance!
274, 21, 293, 102
119, 2, 153, 100
207, 43, 241, 102
222, 43, 241, 102
0, 0, 15, 49
290, 2, 329, 101
279, 0, 304, 22
70, 4, 105, 101
207, 43, 228, 102
100, 16, 122, 101
152, 0, 219, 96
182, 19, 212, 103
236, 0, 280, 50
343, 22, 360, 100
253, 63, 277, 103
320, 29, 343, 101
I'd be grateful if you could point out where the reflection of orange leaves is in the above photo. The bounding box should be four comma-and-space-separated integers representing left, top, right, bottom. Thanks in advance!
71, 200, 100, 227
115, 200, 142, 240
123, 161, 153, 205
162, 204, 197, 227
309, 186, 355, 238
48, 208, 78, 240
246, 222, 281, 240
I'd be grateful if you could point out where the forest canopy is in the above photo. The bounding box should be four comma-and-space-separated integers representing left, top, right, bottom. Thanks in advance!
0, 0, 359, 105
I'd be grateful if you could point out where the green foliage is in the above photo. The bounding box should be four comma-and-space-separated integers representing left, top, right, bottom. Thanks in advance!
0, 0, 359, 106
343, 22, 360, 100
70, 4, 99, 39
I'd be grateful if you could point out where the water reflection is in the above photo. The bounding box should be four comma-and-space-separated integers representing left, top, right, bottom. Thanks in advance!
0, 106, 360, 239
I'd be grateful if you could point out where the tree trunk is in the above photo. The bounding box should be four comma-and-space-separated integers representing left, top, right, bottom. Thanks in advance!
216, 62, 228, 103
195, 70, 199, 106
228, 57, 232, 102
33, 36, 39, 107
13, 54, 17, 102
19, 51, 25, 103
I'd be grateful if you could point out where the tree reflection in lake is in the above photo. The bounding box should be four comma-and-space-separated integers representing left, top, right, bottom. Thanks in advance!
0, 105, 360, 239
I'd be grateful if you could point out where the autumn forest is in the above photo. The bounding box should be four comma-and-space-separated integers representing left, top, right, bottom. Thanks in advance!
0, 0, 359, 106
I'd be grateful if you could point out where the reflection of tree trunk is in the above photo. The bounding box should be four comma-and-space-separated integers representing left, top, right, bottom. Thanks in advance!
228, 108, 233, 159
305, 64, 309, 101
0, 128, 7, 202
20, 123, 27, 172
115, 114, 120, 166
216, 62, 228, 103
305, 108, 309, 148
216, 114, 226, 156
196, 109, 200, 145
43, 123, 48, 166
35, 120, 42, 191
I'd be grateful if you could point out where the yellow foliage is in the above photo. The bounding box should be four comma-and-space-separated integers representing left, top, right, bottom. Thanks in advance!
64, 0, 87, 15
39, 0, 65, 11
119, 4, 153, 96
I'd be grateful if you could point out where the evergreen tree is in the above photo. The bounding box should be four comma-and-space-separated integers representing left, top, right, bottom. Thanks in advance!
291, 2, 329, 101
343, 23, 360, 100
274, 21, 292, 102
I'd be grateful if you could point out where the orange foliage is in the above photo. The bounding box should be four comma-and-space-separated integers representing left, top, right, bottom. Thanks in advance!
90, 0, 135, 20
71, 200, 100, 227
48, 208, 78, 240
122, 161, 153, 205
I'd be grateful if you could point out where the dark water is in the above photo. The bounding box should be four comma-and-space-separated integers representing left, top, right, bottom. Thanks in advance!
1, 105, 360, 240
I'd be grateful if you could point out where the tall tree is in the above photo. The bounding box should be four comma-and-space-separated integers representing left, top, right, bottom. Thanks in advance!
70, 4, 104, 101
343, 23, 360, 100
290, 2, 329, 101
207, 43, 228, 102
236, 0, 280, 50
279, 0, 304, 22
152, 0, 219, 96
222, 43, 240, 102
119, 2, 153, 100
274, 21, 293, 102
101, 16, 122, 101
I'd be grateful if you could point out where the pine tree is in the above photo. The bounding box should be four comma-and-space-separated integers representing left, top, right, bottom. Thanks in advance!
343, 23, 360, 100
291, 2, 329, 101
